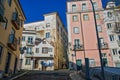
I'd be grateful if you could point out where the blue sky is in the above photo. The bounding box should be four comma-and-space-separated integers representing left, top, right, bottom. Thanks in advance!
20, 0, 118, 28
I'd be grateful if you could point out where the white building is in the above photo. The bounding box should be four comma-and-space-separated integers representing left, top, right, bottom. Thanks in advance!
20, 12, 68, 70
104, 2, 120, 67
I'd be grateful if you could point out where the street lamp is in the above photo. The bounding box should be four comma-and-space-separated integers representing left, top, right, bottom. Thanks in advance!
89, 0, 105, 80
20, 46, 26, 70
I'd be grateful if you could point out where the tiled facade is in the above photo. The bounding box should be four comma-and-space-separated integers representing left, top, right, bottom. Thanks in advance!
21, 12, 68, 70
0, 0, 26, 77
67, 0, 113, 70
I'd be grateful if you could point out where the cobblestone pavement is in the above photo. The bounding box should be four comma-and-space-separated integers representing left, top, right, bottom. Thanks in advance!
13, 70, 72, 80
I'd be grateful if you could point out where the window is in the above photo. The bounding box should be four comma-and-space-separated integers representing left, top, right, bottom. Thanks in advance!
107, 23, 112, 29
26, 47, 32, 54
118, 35, 120, 41
22, 36, 25, 41
93, 2, 98, 10
112, 49, 117, 55
107, 12, 112, 17
82, 3, 87, 11
42, 47, 48, 53
48, 48, 52, 52
12, 10, 18, 21
89, 59, 95, 67
42, 41, 46, 44
28, 36, 33, 44
0, 45, 3, 60
36, 48, 39, 53
97, 25, 102, 32
1, 17, 8, 29
99, 38, 104, 43
11, 28, 15, 34
72, 15, 78, 22
72, 4, 76, 12
8, 0, 12, 6
9, 29, 15, 43
102, 53, 107, 57
95, 14, 100, 20
46, 23, 50, 28
83, 14, 89, 20
74, 39, 80, 45
73, 27, 79, 34
116, 22, 120, 28
46, 32, 50, 38
109, 35, 115, 41
25, 58, 31, 65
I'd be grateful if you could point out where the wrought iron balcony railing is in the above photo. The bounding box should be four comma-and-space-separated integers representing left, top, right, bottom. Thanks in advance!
100, 42, 108, 50
73, 44, 84, 51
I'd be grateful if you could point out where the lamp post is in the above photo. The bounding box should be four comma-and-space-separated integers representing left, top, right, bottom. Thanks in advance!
20, 46, 26, 70
89, 0, 105, 80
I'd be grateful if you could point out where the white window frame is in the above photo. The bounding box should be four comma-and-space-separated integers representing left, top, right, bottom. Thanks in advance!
82, 3, 87, 11
73, 27, 79, 34
73, 15, 78, 22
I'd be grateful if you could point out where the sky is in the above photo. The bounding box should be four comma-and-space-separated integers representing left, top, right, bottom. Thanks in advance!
20, 0, 119, 28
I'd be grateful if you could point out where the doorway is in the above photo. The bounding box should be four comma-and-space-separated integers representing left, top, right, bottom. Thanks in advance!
35, 60, 38, 68
5, 52, 11, 74
76, 59, 82, 70
13, 58, 18, 74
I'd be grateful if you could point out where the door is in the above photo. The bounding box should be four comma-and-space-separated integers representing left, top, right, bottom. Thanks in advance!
5, 52, 11, 74
76, 59, 82, 70
13, 58, 18, 74
102, 58, 108, 67
35, 60, 38, 68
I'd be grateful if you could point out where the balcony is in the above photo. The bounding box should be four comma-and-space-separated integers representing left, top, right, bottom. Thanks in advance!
100, 42, 108, 50
7, 34, 17, 51
73, 44, 84, 51
11, 19, 20, 30
11, 12, 21, 30
26, 41, 35, 46
25, 53, 33, 57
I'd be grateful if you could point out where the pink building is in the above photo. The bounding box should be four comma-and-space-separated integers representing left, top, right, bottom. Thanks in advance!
67, 0, 113, 70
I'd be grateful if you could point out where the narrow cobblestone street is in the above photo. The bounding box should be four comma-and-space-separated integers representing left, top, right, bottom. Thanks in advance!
13, 70, 72, 80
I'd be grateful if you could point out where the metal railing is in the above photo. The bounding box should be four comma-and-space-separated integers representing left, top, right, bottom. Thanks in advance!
73, 44, 84, 51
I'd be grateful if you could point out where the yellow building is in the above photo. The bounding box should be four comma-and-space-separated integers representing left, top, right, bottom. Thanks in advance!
0, 0, 26, 77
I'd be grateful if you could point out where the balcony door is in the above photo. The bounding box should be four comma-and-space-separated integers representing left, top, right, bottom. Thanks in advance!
28, 37, 33, 44
5, 52, 11, 74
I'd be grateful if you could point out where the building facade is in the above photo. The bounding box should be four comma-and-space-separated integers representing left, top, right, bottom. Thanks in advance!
21, 12, 68, 70
104, 2, 120, 67
67, 0, 113, 70
0, 0, 26, 77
